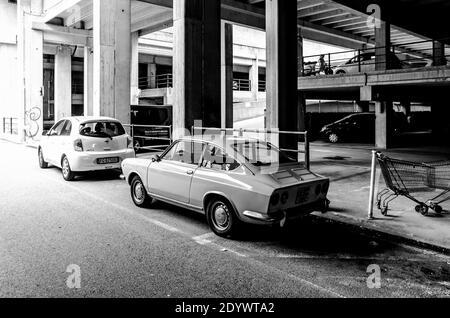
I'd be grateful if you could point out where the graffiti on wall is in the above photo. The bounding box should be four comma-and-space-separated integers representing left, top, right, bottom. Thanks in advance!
25, 107, 42, 140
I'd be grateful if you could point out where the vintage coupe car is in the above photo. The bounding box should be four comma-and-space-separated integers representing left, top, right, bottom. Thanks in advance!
122, 136, 330, 238
39, 117, 135, 181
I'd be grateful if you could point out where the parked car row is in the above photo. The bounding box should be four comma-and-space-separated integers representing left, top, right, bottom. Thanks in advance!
38, 116, 331, 238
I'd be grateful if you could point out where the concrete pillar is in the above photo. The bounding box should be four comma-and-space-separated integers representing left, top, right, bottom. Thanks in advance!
93, 0, 131, 124
173, 0, 221, 137
83, 46, 93, 116
221, 22, 233, 129
17, 0, 44, 142
266, 0, 299, 159
148, 63, 157, 89
375, 101, 393, 149
250, 56, 259, 102
297, 29, 304, 77
433, 41, 446, 66
375, 18, 391, 71
130, 32, 139, 105
54, 45, 72, 121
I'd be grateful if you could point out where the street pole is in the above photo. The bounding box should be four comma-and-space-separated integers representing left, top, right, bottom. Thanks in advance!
368, 150, 378, 219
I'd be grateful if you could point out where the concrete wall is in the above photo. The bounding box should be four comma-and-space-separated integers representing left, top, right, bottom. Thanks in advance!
0, 1, 19, 122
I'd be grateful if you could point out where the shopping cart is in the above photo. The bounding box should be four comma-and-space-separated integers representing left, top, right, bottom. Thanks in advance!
376, 152, 450, 216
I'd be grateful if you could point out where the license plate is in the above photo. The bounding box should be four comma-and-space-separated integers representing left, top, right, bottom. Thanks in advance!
97, 157, 119, 165
295, 187, 310, 204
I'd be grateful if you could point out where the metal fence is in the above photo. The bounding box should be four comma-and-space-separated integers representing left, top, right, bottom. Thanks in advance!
301, 38, 450, 77
138, 74, 173, 89
123, 124, 172, 152
2, 118, 18, 135
192, 126, 310, 170
233, 79, 251, 91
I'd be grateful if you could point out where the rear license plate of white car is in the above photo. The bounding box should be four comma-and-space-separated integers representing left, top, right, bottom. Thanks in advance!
295, 187, 310, 204
97, 157, 119, 165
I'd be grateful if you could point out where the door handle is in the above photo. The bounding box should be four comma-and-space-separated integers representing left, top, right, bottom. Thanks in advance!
187, 170, 194, 175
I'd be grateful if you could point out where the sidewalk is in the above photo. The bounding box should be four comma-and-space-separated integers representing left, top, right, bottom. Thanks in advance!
311, 143, 450, 254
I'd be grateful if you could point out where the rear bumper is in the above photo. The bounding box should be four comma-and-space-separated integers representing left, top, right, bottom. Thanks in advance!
241, 199, 329, 225
68, 149, 135, 172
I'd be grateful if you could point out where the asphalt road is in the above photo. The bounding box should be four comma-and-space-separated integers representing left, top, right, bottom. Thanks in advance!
1, 139, 450, 298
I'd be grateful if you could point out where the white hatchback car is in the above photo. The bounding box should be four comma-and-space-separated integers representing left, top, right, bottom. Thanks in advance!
38, 117, 135, 181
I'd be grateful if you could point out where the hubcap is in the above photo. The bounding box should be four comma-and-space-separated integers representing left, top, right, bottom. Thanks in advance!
62, 158, 69, 177
329, 134, 339, 143
134, 182, 145, 202
213, 204, 230, 230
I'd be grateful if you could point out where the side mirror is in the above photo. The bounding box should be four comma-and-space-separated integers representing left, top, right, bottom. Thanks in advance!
152, 155, 161, 163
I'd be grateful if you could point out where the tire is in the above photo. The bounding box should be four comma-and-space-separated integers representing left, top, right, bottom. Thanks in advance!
381, 207, 389, 216
61, 156, 76, 181
433, 205, 443, 214
415, 204, 429, 216
38, 148, 48, 169
206, 197, 240, 238
134, 139, 141, 153
328, 133, 340, 143
130, 176, 152, 208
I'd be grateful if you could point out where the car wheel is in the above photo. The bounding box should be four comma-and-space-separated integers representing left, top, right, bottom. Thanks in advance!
134, 139, 141, 152
328, 133, 340, 143
206, 198, 240, 238
61, 156, 76, 181
131, 176, 152, 208
38, 148, 48, 169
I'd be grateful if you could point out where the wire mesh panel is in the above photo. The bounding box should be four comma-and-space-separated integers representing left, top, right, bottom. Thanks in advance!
377, 155, 433, 194
425, 161, 450, 190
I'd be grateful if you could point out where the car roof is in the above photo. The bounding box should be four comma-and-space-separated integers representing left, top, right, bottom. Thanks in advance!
63, 116, 122, 125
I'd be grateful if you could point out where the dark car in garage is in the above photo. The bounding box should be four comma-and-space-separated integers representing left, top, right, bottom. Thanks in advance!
320, 112, 408, 143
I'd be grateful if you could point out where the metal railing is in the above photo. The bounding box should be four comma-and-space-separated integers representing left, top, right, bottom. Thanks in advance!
258, 80, 266, 92
233, 79, 251, 91
191, 126, 310, 170
2, 117, 18, 135
123, 124, 172, 152
138, 74, 173, 89
301, 38, 450, 77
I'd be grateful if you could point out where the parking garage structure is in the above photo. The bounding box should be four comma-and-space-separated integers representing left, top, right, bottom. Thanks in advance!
1, 0, 449, 151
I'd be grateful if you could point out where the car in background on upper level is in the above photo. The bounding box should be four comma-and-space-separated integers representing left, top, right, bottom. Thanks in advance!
38, 117, 135, 181
334, 52, 403, 75
122, 136, 330, 238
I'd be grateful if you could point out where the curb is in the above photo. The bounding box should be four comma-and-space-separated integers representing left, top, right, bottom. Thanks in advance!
314, 212, 450, 256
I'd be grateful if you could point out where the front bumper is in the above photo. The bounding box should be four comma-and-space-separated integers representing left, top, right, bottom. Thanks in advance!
68, 149, 135, 172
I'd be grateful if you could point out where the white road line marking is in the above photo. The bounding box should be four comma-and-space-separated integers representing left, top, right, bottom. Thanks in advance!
38, 172, 344, 297
192, 233, 214, 245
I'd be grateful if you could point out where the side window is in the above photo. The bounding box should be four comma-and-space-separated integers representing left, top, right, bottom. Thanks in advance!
202, 145, 240, 172
61, 120, 72, 136
162, 141, 204, 166
49, 120, 65, 136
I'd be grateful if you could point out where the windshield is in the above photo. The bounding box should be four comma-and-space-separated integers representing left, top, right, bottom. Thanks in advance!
231, 141, 297, 167
79, 121, 126, 138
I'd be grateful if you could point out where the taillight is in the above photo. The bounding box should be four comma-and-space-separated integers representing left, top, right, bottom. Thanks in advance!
127, 136, 133, 149
281, 192, 289, 205
74, 139, 83, 152
322, 182, 329, 194
270, 193, 280, 206
315, 184, 322, 196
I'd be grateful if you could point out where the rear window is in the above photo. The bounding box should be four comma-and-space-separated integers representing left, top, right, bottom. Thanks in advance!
79, 121, 126, 138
